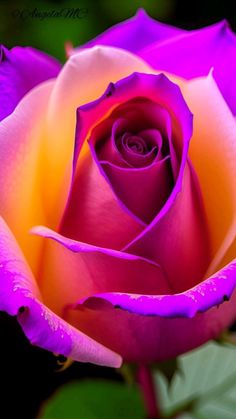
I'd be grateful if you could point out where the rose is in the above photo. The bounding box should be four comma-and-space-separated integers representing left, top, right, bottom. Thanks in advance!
0, 9, 236, 368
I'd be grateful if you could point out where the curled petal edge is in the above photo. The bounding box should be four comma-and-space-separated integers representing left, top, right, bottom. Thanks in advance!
80, 260, 236, 318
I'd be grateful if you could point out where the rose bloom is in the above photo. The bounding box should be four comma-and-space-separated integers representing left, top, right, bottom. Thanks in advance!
0, 10, 236, 368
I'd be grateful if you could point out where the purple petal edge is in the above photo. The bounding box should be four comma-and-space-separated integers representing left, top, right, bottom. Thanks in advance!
0, 217, 121, 367
76, 9, 185, 54
31, 225, 161, 268
81, 260, 236, 318
0, 45, 61, 121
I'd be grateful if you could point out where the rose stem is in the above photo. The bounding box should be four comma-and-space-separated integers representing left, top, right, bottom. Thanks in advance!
137, 364, 162, 419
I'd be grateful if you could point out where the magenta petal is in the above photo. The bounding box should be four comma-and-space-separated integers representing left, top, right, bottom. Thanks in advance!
140, 20, 236, 115
72, 72, 192, 177
66, 268, 236, 362
99, 157, 173, 223
96, 118, 163, 168
0, 216, 121, 367
31, 225, 172, 314
60, 150, 144, 248
0, 45, 61, 121
124, 162, 211, 291
86, 259, 236, 318
69, 72, 192, 231
77, 9, 185, 54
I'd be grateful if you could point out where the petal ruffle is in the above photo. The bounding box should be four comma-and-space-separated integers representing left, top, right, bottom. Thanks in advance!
0, 45, 60, 121
0, 216, 121, 367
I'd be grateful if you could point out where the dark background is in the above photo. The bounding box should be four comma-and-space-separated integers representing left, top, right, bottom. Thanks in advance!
0, 0, 236, 418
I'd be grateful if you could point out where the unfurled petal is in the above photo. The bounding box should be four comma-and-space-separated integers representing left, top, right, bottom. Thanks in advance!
76, 9, 185, 54
0, 216, 121, 367
140, 20, 236, 114
87, 259, 236, 317
0, 45, 60, 121
31, 226, 172, 316
67, 260, 236, 362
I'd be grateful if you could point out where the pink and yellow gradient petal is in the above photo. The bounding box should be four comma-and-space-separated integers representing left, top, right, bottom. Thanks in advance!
181, 73, 236, 275
0, 80, 54, 273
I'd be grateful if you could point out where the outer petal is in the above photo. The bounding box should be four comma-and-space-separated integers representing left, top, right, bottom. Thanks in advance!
0, 80, 55, 272
87, 260, 236, 317
140, 20, 236, 115
180, 74, 236, 276
32, 226, 172, 316
0, 45, 61, 121
76, 9, 185, 54
0, 216, 121, 367
66, 283, 236, 362
45, 46, 152, 225
66, 261, 236, 362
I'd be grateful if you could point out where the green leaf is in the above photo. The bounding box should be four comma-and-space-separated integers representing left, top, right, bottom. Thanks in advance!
155, 341, 236, 418
39, 379, 145, 419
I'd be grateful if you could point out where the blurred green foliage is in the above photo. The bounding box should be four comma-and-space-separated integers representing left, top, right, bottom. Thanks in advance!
39, 379, 145, 419
156, 342, 236, 418
0, 0, 175, 61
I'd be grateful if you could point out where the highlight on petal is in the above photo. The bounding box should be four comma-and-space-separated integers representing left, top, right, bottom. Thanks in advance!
0, 79, 55, 273
74, 9, 185, 54
180, 73, 236, 276
0, 216, 121, 368
0, 45, 61, 121
140, 20, 236, 115
45, 46, 152, 225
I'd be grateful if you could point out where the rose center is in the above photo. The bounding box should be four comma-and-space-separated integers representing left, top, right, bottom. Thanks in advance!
123, 134, 148, 155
